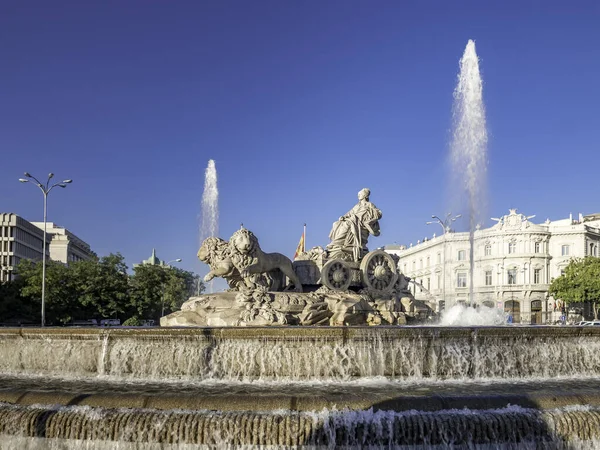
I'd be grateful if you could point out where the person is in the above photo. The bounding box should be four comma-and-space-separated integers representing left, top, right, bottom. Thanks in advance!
326, 188, 382, 261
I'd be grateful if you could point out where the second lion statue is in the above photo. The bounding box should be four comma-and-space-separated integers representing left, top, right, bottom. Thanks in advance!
198, 226, 303, 293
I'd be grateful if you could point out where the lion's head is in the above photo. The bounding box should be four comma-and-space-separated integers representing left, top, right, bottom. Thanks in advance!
197, 237, 229, 265
229, 227, 260, 256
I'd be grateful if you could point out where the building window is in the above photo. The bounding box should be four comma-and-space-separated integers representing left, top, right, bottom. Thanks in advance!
412, 261, 416, 271
534, 268, 541, 284
507, 269, 517, 285
419, 259, 423, 269
426, 277, 430, 290
508, 242, 516, 254
457, 272, 467, 287
403, 263, 407, 273
485, 270, 492, 286
458, 250, 466, 261
426, 256, 430, 267
439, 300, 445, 311
561, 245, 570, 256
437, 274, 441, 289
484, 244, 491, 256
534, 242, 540, 253
437, 253, 441, 264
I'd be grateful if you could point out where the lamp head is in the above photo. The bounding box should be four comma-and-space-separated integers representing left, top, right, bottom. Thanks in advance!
18, 178, 28, 183
58, 184, 67, 188
175, 258, 182, 262
48, 173, 54, 179
62, 179, 73, 184
24, 172, 31, 177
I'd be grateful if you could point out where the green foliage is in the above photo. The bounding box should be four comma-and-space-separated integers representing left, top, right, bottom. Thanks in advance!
0, 277, 37, 324
549, 256, 600, 319
71, 253, 129, 319
122, 316, 141, 326
129, 265, 204, 321
1, 256, 205, 325
17, 259, 79, 325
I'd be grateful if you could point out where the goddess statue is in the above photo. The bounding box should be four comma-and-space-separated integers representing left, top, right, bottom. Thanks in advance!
326, 188, 382, 261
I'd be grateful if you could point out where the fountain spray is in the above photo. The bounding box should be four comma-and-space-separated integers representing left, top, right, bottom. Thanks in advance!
200, 159, 219, 293
451, 40, 488, 305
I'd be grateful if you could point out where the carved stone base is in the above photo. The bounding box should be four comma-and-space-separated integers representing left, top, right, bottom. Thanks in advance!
161, 288, 424, 327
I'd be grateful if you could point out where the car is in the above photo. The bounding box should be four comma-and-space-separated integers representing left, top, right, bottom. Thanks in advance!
574, 320, 600, 326
100, 319, 121, 326
68, 319, 98, 327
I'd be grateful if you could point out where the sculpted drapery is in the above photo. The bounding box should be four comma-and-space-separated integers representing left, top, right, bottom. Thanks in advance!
327, 188, 382, 261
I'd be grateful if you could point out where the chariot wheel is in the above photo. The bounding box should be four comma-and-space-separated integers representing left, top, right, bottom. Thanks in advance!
360, 249, 399, 295
321, 259, 353, 291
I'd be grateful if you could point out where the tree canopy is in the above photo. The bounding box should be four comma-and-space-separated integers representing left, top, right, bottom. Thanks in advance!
549, 256, 600, 319
0, 255, 204, 325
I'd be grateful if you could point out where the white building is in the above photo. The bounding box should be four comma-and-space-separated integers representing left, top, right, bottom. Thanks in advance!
30, 221, 92, 263
385, 209, 600, 324
0, 213, 93, 282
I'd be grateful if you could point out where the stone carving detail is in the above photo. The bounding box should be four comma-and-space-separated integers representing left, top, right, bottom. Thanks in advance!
197, 237, 244, 290
326, 188, 382, 261
229, 227, 303, 292
491, 209, 537, 231
163, 188, 433, 327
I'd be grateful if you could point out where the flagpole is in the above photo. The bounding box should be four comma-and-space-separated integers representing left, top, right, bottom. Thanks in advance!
303, 223, 306, 252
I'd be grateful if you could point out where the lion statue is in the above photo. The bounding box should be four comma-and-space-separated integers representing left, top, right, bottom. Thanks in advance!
229, 227, 303, 292
197, 237, 244, 290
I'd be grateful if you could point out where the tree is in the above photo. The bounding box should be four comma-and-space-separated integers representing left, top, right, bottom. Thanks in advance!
16, 259, 79, 325
549, 257, 600, 320
70, 253, 129, 320
128, 265, 204, 322
0, 277, 37, 324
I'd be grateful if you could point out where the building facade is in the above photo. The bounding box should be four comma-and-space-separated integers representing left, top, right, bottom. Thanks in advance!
385, 209, 600, 324
0, 213, 93, 282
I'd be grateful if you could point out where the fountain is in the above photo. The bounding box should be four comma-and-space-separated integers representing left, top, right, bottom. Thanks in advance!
1, 42, 599, 448
451, 39, 488, 306
200, 159, 219, 292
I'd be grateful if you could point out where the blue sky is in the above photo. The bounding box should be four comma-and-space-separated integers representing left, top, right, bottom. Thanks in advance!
1, 1, 599, 281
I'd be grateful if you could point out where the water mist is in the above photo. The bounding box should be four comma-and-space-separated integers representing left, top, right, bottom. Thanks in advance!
200, 159, 219, 292
451, 40, 488, 304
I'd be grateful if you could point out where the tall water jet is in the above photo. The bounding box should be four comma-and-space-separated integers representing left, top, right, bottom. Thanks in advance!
200, 159, 219, 292
451, 39, 488, 304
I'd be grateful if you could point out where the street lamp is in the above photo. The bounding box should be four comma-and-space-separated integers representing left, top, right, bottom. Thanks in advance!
162, 258, 182, 317
426, 213, 462, 311
19, 172, 73, 327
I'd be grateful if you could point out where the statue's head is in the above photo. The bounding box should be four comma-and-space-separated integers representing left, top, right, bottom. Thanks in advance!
358, 188, 370, 201
197, 237, 227, 263
230, 227, 259, 255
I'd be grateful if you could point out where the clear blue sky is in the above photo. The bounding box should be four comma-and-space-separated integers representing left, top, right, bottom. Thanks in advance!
1, 1, 599, 280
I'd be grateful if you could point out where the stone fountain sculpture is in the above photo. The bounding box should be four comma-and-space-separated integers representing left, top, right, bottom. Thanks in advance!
161, 189, 424, 327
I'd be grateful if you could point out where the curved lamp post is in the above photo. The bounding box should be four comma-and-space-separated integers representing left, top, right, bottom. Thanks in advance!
19, 172, 73, 327
426, 213, 462, 309
162, 258, 182, 317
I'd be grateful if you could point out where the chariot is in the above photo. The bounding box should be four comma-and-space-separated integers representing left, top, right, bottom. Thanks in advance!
293, 249, 400, 296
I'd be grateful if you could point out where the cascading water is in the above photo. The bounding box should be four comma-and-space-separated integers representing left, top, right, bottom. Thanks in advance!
200, 159, 219, 292
451, 39, 488, 305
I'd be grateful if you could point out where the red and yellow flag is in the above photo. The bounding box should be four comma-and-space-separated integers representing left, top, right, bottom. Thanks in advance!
294, 226, 306, 260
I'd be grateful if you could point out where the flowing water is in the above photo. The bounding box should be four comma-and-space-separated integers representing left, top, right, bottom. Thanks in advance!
200, 159, 219, 292
440, 304, 506, 326
451, 40, 488, 305
1, 327, 599, 447
200, 159, 219, 242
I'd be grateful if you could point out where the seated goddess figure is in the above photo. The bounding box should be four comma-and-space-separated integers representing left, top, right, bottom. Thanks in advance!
326, 188, 382, 262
